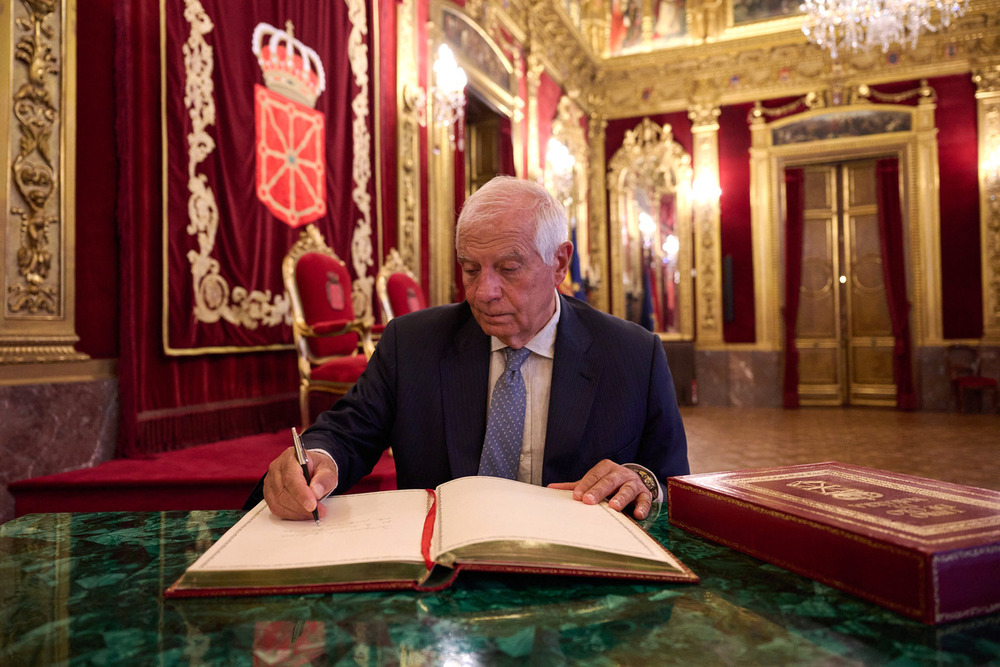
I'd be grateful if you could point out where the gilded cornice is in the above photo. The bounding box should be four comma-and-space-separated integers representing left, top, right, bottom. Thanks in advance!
518, 0, 1000, 118
526, 1, 600, 111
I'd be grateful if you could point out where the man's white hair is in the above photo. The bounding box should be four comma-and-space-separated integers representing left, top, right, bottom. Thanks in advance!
455, 175, 568, 264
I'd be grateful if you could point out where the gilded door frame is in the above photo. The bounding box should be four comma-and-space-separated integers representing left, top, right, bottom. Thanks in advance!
749, 86, 941, 355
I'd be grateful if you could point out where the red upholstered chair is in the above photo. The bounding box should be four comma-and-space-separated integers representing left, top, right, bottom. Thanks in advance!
376, 248, 426, 322
284, 225, 375, 427
947, 344, 998, 414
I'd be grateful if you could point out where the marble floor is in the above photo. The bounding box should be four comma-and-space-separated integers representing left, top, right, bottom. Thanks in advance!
679, 406, 999, 491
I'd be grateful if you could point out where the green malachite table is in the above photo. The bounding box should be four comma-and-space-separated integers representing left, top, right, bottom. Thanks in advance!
2, 509, 998, 665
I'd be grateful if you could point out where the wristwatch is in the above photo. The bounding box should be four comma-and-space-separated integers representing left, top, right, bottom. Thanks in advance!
623, 463, 659, 502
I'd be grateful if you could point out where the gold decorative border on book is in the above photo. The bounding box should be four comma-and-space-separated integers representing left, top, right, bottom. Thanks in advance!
669, 483, 928, 619
716, 468, 1000, 541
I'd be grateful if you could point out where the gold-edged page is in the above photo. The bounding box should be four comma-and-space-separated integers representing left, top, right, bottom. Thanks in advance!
432, 477, 684, 572
178, 491, 432, 588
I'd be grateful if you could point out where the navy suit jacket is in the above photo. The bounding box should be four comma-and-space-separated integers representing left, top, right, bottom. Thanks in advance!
301, 294, 689, 494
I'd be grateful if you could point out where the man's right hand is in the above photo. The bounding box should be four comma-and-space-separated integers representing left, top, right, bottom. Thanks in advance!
262, 446, 339, 520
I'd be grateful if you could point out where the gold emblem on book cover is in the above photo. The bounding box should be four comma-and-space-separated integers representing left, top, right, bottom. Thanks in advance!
787, 480, 883, 501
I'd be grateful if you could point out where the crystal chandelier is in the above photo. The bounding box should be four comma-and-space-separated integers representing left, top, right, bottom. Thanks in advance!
800, 0, 969, 59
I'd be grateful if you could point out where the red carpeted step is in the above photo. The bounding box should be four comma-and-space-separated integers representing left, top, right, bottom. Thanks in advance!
9, 432, 396, 517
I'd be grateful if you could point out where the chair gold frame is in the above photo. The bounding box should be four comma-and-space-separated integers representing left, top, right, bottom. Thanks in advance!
283, 224, 375, 427
376, 247, 424, 322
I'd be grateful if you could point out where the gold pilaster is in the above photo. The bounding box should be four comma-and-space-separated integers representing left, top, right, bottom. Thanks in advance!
689, 101, 725, 346
427, 23, 458, 306
525, 51, 543, 182
748, 105, 781, 349
510, 50, 526, 178
912, 85, 942, 345
587, 114, 609, 313
1, 0, 86, 364
975, 61, 1000, 342
397, 0, 422, 280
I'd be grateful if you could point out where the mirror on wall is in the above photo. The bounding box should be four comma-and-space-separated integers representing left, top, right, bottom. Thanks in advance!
608, 118, 693, 339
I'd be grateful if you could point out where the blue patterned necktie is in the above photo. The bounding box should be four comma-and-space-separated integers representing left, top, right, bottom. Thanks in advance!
478, 347, 531, 479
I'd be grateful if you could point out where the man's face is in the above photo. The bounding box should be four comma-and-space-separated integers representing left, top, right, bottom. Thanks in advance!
458, 212, 572, 349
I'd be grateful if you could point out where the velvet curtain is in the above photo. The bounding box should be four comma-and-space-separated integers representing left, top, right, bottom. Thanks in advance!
876, 158, 917, 410
782, 168, 805, 408
116, 1, 375, 456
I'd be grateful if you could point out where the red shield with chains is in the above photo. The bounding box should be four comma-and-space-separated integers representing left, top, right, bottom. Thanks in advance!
254, 84, 326, 228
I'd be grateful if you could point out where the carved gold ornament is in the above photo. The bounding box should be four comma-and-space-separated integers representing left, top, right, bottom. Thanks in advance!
345, 0, 375, 324
8, 0, 59, 315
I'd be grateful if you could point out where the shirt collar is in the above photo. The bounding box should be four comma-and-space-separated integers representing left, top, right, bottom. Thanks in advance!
490, 292, 561, 360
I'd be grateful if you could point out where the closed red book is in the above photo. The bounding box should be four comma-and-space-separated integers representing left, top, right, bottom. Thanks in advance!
668, 462, 1000, 624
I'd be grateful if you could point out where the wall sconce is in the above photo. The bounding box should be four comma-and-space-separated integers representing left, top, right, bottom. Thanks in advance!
402, 44, 468, 151
691, 173, 722, 208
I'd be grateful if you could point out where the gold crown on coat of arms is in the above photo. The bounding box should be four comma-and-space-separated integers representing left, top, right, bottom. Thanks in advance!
251, 21, 326, 108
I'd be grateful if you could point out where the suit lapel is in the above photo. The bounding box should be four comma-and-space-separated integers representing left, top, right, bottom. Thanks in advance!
440, 315, 490, 479
543, 297, 599, 484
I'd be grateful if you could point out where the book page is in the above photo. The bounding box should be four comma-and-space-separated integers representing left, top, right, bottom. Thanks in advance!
188, 490, 431, 573
432, 477, 675, 565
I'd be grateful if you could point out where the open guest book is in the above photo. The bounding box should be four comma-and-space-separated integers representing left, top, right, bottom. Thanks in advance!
166, 476, 698, 597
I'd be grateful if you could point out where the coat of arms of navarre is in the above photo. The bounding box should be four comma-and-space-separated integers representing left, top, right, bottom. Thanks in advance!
252, 21, 327, 228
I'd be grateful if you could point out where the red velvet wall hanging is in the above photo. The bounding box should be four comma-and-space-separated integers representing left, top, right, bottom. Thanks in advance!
116, 1, 376, 456
161, 0, 375, 353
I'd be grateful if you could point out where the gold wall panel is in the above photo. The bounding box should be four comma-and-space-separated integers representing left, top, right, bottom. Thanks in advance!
1, 0, 85, 364
975, 60, 1000, 342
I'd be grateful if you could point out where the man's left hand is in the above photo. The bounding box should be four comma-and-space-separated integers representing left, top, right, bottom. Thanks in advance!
547, 459, 653, 519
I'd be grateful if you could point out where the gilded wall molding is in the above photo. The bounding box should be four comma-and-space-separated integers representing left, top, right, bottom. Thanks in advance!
1, 0, 86, 364
396, 0, 421, 281
345, 0, 374, 323
526, 1, 599, 113
975, 60, 1000, 341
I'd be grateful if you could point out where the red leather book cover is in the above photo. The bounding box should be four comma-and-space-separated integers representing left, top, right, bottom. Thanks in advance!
667, 462, 1000, 624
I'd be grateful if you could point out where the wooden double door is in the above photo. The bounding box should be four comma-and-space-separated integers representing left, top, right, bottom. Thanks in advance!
794, 160, 897, 406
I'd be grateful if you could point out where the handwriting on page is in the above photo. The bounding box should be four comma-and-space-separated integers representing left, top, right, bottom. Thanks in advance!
200, 491, 430, 570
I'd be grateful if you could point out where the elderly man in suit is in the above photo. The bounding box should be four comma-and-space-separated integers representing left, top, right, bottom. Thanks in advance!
264, 175, 688, 521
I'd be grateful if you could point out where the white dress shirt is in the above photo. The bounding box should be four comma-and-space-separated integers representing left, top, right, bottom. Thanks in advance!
486, 293, 561, 486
